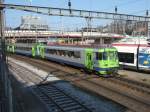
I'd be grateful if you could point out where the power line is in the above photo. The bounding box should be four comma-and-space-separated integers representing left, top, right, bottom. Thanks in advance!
101, 0, 142, 12
124, 0, 150, 16
1, 4, 149, 21
129, 10, 147, 15
129, 9, 150, 16
117, 0, 140, 7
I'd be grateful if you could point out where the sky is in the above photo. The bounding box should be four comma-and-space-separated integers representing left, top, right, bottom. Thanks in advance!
4, 0, 150, 30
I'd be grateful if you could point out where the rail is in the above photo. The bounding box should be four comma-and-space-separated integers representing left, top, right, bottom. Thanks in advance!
9, 55, 150, 112
9, 60, 94, 112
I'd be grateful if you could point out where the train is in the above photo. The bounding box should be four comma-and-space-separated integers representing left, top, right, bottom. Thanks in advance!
112, 37, 150, 71
7, 43, 119, 76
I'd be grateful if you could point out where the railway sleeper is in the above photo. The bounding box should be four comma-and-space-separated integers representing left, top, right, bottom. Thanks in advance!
54, 98, 73, 103
60, 103, 82, 108
63, 105, 85, 112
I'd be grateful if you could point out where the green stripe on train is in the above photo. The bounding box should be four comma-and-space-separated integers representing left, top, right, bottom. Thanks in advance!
32, 43, 45, 58
98, 48, 119, 69
32, 46, 36, 57
85, 48, 94, 70
7, 44, 15, 53
40, 45, 45, 58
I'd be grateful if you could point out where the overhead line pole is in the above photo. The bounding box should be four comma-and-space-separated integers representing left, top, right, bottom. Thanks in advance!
146, 10, 150, 39
0, 0, 12, 112
0, 1, 5, 59
0, 0, 6, 99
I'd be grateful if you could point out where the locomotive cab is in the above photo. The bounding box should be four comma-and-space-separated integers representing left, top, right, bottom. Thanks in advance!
95, 48, 119, 75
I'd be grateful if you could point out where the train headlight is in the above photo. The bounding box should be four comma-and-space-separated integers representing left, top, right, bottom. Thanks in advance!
143, 61, 149, 65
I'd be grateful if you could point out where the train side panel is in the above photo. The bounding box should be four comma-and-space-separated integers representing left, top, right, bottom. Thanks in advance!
113, 45, 137, 69
138, 46, 150, 70
12, 44, 119, 75
15, 44, 32, 56
44, 46, 85, 68
15, 50, 32, 56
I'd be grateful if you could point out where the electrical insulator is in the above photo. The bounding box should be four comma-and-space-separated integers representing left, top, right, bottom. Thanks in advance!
115, 6, 117, 13
68, 0, 72, 14
68, 0, 71, 7
146, 10, 149, 16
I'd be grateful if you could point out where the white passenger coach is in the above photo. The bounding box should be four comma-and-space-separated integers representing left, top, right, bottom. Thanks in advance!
112, 37, 150, 71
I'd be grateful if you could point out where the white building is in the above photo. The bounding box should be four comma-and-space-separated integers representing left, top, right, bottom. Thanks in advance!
19, 15, 49, 30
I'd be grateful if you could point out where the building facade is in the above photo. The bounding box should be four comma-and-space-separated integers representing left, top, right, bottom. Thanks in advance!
19, 16, 49, 30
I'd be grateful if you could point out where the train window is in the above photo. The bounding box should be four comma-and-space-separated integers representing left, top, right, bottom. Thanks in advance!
96, 52, 103, 60
103, 52, 107, 60
61, 50, 65, 56
46, 49, 50, 54
67, 51, 72, 57
114, 51, 118, 60
46, 49, 57, 55
63, 51, 68, 57
61, 50, 80, 59
59, 50, 65, 56
74, 51, 80, 59
118, 52, 134, 63
56, 50, 59, 55
58, 50, 62, 56
16, 46, 31, 51
52, 49, 56, 54
64, 51, 68, 56
88, 54, 91, 60
108, 51, 115, 60
46, 49, 80, 59
69, 51, 74, 58
96, 53, 98, 60
26, 47, 31, 51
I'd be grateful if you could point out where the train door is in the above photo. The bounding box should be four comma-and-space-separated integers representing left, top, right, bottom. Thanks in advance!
36, 44, 40, 56
40, 45, 45, 58
12, 45, 15, 53
32, 46, 36, 57
85, 49, 94, 70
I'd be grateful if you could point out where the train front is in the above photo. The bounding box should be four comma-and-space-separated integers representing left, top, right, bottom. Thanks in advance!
96, 48, 119, 76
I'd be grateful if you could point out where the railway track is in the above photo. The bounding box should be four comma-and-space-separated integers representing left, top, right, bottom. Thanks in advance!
9, 59, 94, 112
110, 77, 150, 94
33, 84, 93, 112
9, 55, 150, 112
10, 55, 150, 94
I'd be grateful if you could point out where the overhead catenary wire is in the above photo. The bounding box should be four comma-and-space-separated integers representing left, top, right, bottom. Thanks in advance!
129, 9, 148, 15
119, 0, 150, 16
101, 0, 142, 12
